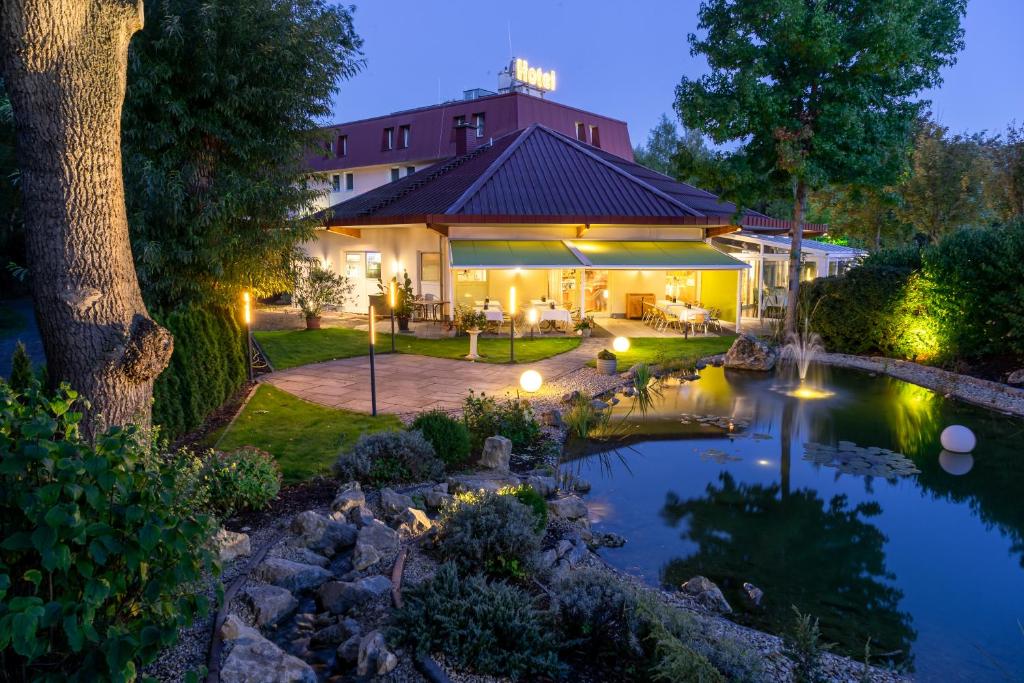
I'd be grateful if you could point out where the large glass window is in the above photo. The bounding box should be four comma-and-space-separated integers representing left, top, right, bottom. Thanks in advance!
584, 270, 609, 314
420, 252, 440, 282
344, 252, 363, 278
474, 113, 485, 138
399, 125, 410, 148
345, 173, 354, 191
365, 252, 382, 279
331, 174, 341, 192
665, 270, 698, 303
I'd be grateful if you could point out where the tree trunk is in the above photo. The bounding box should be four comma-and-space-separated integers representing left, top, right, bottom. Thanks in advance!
783, 179, 807, 336
0, 0, 172, 437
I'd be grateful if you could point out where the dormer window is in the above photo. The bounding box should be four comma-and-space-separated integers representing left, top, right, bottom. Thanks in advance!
575, 122, 587, 142
399, 125, 410, 149
589, 126, 601, 148
383, 127, 394, 151
337, 134, 347, 157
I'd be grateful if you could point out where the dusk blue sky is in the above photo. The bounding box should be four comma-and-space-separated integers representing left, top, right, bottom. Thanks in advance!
330, 0, 1024, 147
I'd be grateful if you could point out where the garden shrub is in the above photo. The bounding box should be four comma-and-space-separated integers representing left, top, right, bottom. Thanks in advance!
462, 391, 540, 455
152, 304, 247, 439
200, 447, 281, 516
0, 379, 217, 681
8, 341, 32, 392
783, 606, 835, 683
435, 490, 542, 579
410, 409, 470, 469
504, 485, 548, 533
553, 568, 642, 668
334, 429, 444, 486
391, 563, 564, 680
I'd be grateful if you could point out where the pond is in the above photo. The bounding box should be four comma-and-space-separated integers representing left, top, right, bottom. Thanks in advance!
564, 365, 1024, 681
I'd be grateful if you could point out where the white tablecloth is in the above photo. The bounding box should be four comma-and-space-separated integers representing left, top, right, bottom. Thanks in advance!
476, 307, 505, 322
536, 307, 571, 325
659, 304, 708, 321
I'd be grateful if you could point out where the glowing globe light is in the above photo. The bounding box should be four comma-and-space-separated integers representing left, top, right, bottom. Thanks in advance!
612, 336, 630, 353
938, 449, 975, 476
519, 370, 543, 393
784, 385, 834, 400
940, 425, 976, 453
527, 308, 538, 325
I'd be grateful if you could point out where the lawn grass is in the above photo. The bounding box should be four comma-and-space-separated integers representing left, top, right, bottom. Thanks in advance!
254, 327, 580, 369
216, 384, 402, 483
585, 335, 735, 369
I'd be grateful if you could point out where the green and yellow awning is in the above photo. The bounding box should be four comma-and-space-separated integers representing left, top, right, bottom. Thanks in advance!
448, 239, 748, 270
449, 240, 581, 268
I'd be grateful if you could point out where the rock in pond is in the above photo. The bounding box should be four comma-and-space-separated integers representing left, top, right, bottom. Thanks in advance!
478, 435, 512, 472
723, 334, 778, 371
548, 495, 588, 521
253, 558, 332, 593
220, 615, 316, 683
681, 575, 732, 614
242, 584, 298, 627
212, 528, 251, 564
526, 475, 558, 498
357, 630, 398, 677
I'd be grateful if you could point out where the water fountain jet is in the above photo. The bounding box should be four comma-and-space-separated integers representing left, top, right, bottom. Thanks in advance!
778, 318, 833, 399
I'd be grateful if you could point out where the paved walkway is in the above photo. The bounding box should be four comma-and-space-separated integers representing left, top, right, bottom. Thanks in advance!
262, 338, 604, 414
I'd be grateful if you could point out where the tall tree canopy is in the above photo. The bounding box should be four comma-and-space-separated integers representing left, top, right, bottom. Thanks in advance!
123, 0, 363, 308
676, 0, 966, 333
633, 113, 711, 185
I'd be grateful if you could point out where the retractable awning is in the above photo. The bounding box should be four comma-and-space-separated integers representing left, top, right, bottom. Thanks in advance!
449, 240, 582, 268
567, 240, 748, 269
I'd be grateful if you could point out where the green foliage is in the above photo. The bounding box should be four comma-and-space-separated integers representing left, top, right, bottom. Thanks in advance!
633, 113, 712, 185
152, 304, 247, 439
8, 341, 32, 392
563, 393, 609, 439
334, 429, 444, 487
435, 490, 542, 579
461, 391, 540, 455
506, 485, 548, 533
294, 263, 354, 319
783, 606, 836, 683
391, 563, 564, 680
553, 568, 641, 667
410, 410, 471, 469
645, 614, 724, 683
597, 349, 616, 361
380, 269, 415, 318
197, 447, 281, 517
122, 0, 363, 306
0, 379, 217, 681
453, 304, 487, 333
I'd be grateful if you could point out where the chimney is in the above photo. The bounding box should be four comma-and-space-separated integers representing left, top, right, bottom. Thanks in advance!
454, 123, 470, 156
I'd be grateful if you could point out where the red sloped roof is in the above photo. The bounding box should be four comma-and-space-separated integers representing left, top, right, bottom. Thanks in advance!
320, 124, 826, 232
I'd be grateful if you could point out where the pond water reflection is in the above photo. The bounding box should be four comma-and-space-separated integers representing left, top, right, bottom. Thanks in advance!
564, 366, 1024, 681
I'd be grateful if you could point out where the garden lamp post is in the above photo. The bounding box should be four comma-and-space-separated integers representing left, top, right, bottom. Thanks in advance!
527, 307, 537, 340
243, 291, 253, 382
509, 286, 516, 363
368, 305, 377, 416
389, 279, 396, 352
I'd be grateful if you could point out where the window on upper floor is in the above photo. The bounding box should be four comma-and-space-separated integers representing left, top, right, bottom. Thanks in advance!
474, 113, 485, 138
589, 126, 601, 148
454, 114, 466, 127
390, 167, 400, 182
345, 172, 354, 191
399, 125, 410, 149
331, 174, 341, 192
420, 252, 441, 283
406, 166, 416, 177
575, 122, 587, 142
337, 135, 347, 157
383, 127, 394, 150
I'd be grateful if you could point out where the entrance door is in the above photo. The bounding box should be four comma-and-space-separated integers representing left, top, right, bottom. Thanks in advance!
344, 252, 366, 312
584, 270, 609, 315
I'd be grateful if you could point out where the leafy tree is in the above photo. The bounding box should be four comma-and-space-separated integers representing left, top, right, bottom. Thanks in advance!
811, 184, 911, 251
676, 0, 966, 334
986, 122, 1024, 224
634, 113, 712, 185
122, 0, 364, 307
897, 119, 993, 242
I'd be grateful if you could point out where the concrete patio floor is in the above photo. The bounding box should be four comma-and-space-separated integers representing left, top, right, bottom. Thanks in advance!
261, 338, 604, 414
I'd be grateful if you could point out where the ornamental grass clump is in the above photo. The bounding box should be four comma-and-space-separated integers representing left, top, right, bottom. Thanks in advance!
335, 429, 444, 486
462, 391, 540, 455
0, 378, 218, 682
391, 563, 564, 680
434, 490, 542, 579
410, 409, 470, 469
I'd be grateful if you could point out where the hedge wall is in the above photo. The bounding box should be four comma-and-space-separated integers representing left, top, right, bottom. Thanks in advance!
153, 305, 247, 438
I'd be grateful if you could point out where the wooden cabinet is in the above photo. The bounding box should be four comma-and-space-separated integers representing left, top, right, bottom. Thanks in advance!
626, 293, 655, 319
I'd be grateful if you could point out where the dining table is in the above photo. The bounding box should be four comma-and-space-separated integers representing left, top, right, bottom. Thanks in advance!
474, 303, 505, 323
531, 305, 572, 330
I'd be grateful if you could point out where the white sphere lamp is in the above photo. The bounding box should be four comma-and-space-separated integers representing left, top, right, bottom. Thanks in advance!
938, 449, 975, 476
612, 336, 631, 353
940, 425, 976, 453
519, 370, 543, 393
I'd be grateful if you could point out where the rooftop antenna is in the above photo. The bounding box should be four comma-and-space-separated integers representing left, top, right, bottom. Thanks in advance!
507, 21, 513, 60
437, 77, 441, 104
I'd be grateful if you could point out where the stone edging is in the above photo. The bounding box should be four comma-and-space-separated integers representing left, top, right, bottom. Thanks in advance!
817, 353, 1024, 417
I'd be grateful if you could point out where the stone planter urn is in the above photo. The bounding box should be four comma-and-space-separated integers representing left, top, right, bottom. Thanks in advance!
397, 315, 410, 332
595, 357, 617, 375
305, 315, 322, 330
579, 328, 592, 338
465, 328, 482, 360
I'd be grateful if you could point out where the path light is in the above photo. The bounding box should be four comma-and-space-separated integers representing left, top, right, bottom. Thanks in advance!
509, 286, 516, 363
388, 279, 396, 352
242, 291, 253, 381
520, 370, 542, 393
612, 336, 630, 353
368, 305, 377, 416
940, 425, 976, 453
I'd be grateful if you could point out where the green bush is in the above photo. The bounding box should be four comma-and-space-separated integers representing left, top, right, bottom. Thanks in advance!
597, 348, 617, 361
507, 485, 548, 533
435, 490, 542, 579
152, 304, 247, 439
553, 568, 642, 668
0, 379, 217, 681
410, 410, 470, 469
462, 391, 540, 455
200, 447, 281, 516
335, 429, 444, 486
8, 341, 32, 392
783, 606, 835, 683
391, 563, 564, 680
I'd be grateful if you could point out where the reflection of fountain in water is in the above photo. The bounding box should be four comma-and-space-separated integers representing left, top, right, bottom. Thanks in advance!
778, 317, 833, 399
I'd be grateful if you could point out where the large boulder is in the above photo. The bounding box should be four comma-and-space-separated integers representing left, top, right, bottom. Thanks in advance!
681, 575, 732, 614
447, 471, 520, 494
396, 507, 432, 535
317, 575, 392, 614
380, 488, 415, 516
1007, 369, 1024, 386
526, 475, 558, 498
548, 495, 588, 521
212, 528, 251, 564
289, 511, 357, 557
723, 335, 778, 371
331, 482, 365, 515
220, 615, 316, 683
252, 558, 332, 593
478, 435, 512, 472
351, 520, 399, 571
357, 630, 398, 677
242, 585, 298, 627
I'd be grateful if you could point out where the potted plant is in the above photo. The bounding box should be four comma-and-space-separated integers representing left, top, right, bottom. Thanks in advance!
574, 315, 595, 338
380, 270, 416, 331
294, 263, 354, 330
596, 348, 617, 375
455, 305, 487, 336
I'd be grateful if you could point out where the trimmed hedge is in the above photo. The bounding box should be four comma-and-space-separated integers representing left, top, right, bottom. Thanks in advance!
153, 305, 247, 438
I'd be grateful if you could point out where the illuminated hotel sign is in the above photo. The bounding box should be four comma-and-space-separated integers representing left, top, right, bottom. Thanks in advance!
514, 58, 557, 92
